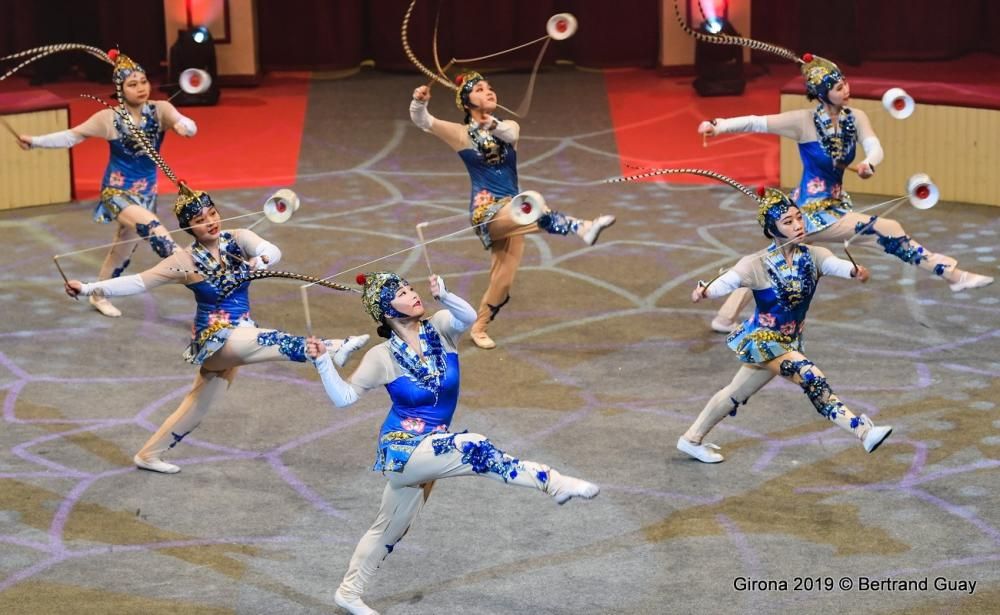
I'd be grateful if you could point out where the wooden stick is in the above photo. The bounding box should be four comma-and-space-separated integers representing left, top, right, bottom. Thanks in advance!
415, 222, 434, 276
843, 242, 861, 274
53, 256, 78, 301
300, 285, 313, 337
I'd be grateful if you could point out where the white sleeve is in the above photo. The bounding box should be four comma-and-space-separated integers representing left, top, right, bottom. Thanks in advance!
236, 229, 282, 268
175, 115, 197, 137
30, 130, 85, 149
410, 99, 435, 132
703, 269, 744, 299
713, 115, 767, 135
861, 136, 883, 168
491, 119, 519, 144
252, 239, 280, 269
312, 353, 361, 407
80, 274, 146, 297
435, 280, 477, 332
815, 247, 857, 279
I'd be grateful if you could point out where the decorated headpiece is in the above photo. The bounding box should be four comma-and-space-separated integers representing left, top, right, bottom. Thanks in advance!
672, 1, 844, 103
173, 185, 215, 232
800, 53, 843, 104
455, 71, 486, 111
755, 186, 796, 237
358, 272, 410, 322
108, 48, 145, 98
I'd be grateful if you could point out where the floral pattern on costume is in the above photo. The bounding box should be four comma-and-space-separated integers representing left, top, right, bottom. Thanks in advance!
388, 320, 448, 396
812, 105, 856, 169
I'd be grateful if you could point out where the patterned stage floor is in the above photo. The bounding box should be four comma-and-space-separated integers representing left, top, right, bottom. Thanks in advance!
1, 70, 998, 614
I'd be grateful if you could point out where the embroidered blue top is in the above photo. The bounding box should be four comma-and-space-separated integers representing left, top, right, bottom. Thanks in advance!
705, 244, 856, 364
94, 103, 165, 219
180, 232, 257, 363
311, 291, 478, 473
790, 106, 858, 232
458, 140, 518, 206
36, 101, 193, 223
76, 228, 281, 364
711, 107, 881, 233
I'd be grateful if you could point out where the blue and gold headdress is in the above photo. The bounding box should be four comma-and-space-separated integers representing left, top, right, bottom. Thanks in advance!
107, 48, 146, 104
800, 53, 843, 104
358, 272, 410, 322
455, 71, 485, 111
173, 186, 215, 231
756, 186, 795, 231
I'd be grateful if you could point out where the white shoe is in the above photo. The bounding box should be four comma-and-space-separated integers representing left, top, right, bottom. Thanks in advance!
710, 316, 739, 334
134, 454, 180, 474
471, 330, 497, 350
331, 334, 370, 368
546, 470, 600, 505
677, 437, 724, 463
581, 215, 616, 246
949, 271, 994, 292
862, 424, 892, 453
89, 295, 121, 318
334, 590, 379, 615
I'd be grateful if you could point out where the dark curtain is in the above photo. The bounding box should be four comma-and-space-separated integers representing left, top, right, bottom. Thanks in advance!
0, 0, 165, 81
259, 0, 660, 72
751, 0, 999, 64
257, 0, 366, 70
0, 0, 659, 75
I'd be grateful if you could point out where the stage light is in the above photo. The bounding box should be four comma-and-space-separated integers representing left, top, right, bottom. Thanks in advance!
163, 26, 219, 106
692, 1, 745, 97
192, 26, 210, 44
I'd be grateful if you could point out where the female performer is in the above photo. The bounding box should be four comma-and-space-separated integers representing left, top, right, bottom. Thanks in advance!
669, 8, 993, 330
65, 185, 368, 473
306, 272, 599, 614
700, 56, 992, 330
678, 186, 892, 463
410, 73, 616, 349
13, 47, 197, 317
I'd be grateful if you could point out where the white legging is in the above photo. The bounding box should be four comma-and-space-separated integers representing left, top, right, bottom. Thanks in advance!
136, 327, 347, 460
683, 351, 873, 445
337, 432, 554, 601
715, 211, 963, 323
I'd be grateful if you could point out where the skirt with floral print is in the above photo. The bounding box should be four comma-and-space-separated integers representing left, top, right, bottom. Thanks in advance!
183, 317, 256, 365
373, 423, 450, 473
727, 323, 803, 364
471, 196, 511, 250
93, 187, 157, 224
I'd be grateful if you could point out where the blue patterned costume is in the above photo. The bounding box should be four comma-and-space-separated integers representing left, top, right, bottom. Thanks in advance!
459, 124, 578, 249
789, 106, 857, 232
182, 232, 256, 364
314, 284, 597, 606
179, 231, 306, 365
727, 243, 819, 364
374, 319, 461, 472
94, 102, 165, 224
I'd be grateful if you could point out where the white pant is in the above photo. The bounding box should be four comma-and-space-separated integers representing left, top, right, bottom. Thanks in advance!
683, 353, 874, 445
136, 327, 346, 460
338, 432, 553, 600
